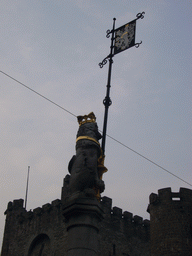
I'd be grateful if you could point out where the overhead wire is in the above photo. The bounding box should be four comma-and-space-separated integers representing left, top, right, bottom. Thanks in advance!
0, 70, 77, 118
105, 133, 192, 187
1, 70, 191, 187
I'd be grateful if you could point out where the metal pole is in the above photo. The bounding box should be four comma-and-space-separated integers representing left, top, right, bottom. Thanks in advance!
101, 18, 116, 155
24, 166, 30, 209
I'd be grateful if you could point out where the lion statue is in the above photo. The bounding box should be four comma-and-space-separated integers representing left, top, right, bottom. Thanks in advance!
62, 112, 107, 200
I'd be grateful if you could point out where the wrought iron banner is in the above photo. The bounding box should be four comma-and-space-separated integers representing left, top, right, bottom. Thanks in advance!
99, 12, 145, 155
99, 12, 145, 68
114, 19, 136, 55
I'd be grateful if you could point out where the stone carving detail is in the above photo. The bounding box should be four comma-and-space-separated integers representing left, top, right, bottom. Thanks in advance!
63, 112, 107, 200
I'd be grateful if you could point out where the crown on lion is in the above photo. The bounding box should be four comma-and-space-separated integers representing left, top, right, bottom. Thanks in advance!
77, 112, 96, 126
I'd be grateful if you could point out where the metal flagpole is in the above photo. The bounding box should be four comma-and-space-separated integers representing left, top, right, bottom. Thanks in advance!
24, 166, 30, 209
101, 18, 116, 155
99, 12, 144, 156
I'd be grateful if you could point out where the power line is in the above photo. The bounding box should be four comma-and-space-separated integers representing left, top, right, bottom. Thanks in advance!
0, 70, 77, 118
105, 133, 192, 187
1, 70, 191, 187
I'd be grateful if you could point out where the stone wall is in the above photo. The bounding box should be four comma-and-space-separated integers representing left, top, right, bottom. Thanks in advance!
99, 196, 150, 256
1, 196, 150, 256
148, 187, 192, 256
2, 187, 191, 256
1, 198, 68, 256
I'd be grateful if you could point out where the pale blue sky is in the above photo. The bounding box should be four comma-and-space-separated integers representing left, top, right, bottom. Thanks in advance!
0, 0, 191, 247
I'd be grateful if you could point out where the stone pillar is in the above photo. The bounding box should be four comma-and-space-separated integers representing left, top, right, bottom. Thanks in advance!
63, 196, 103, 256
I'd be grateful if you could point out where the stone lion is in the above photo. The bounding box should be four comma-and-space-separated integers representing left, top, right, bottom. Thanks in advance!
62, 112, 107, 200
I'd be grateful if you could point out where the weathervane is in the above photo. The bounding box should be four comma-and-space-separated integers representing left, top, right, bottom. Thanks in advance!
99, 12, 145, 155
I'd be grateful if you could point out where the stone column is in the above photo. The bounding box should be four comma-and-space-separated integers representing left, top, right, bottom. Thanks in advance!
63, 196, 103, 256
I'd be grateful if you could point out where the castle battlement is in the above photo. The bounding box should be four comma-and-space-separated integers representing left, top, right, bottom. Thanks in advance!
101, 196, 150, 228
148, 187, 192, 208
148, 187, 192, 256
5, 196, 150, 229
4, 198, 62, 225
2, 195, 150, 256
3, 188, 191, 256
5, 196, 150, 227
5, 198, 62, 213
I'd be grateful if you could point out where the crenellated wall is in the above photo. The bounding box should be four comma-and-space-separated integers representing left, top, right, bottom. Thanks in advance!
148, 187, 192, 256
1, 195, 150, 256
2, 187, 191, 256
99, 196, 150, 256
1, 198, 68, 256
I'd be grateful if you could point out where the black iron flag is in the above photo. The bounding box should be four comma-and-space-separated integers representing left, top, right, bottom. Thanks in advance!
99, 12, 145, 155
114, 19, 136, 55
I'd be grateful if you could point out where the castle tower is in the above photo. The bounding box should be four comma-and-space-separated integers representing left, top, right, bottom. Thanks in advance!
147, 187, 192, 256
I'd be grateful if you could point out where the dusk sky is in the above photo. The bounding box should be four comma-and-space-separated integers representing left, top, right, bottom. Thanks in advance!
0, 0, 191, 247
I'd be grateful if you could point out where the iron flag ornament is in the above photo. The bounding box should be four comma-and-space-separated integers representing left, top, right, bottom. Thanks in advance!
99, 12, 145, 155
99, 12, 145, 68
114, 19, 137, 55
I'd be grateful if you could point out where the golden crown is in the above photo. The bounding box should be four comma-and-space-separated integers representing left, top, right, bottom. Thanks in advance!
77, 112, 96, 126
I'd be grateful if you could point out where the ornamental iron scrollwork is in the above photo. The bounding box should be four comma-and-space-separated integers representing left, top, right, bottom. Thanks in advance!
106, 29, 111, 38
135, 41, 142, 48
99, 57, 108, 68
136, 12, 145, 20
99, 55, 113, 68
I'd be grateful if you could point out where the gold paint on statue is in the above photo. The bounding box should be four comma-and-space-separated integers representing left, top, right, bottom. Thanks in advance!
77, 112, 96, 126
76, 136, 100, 146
